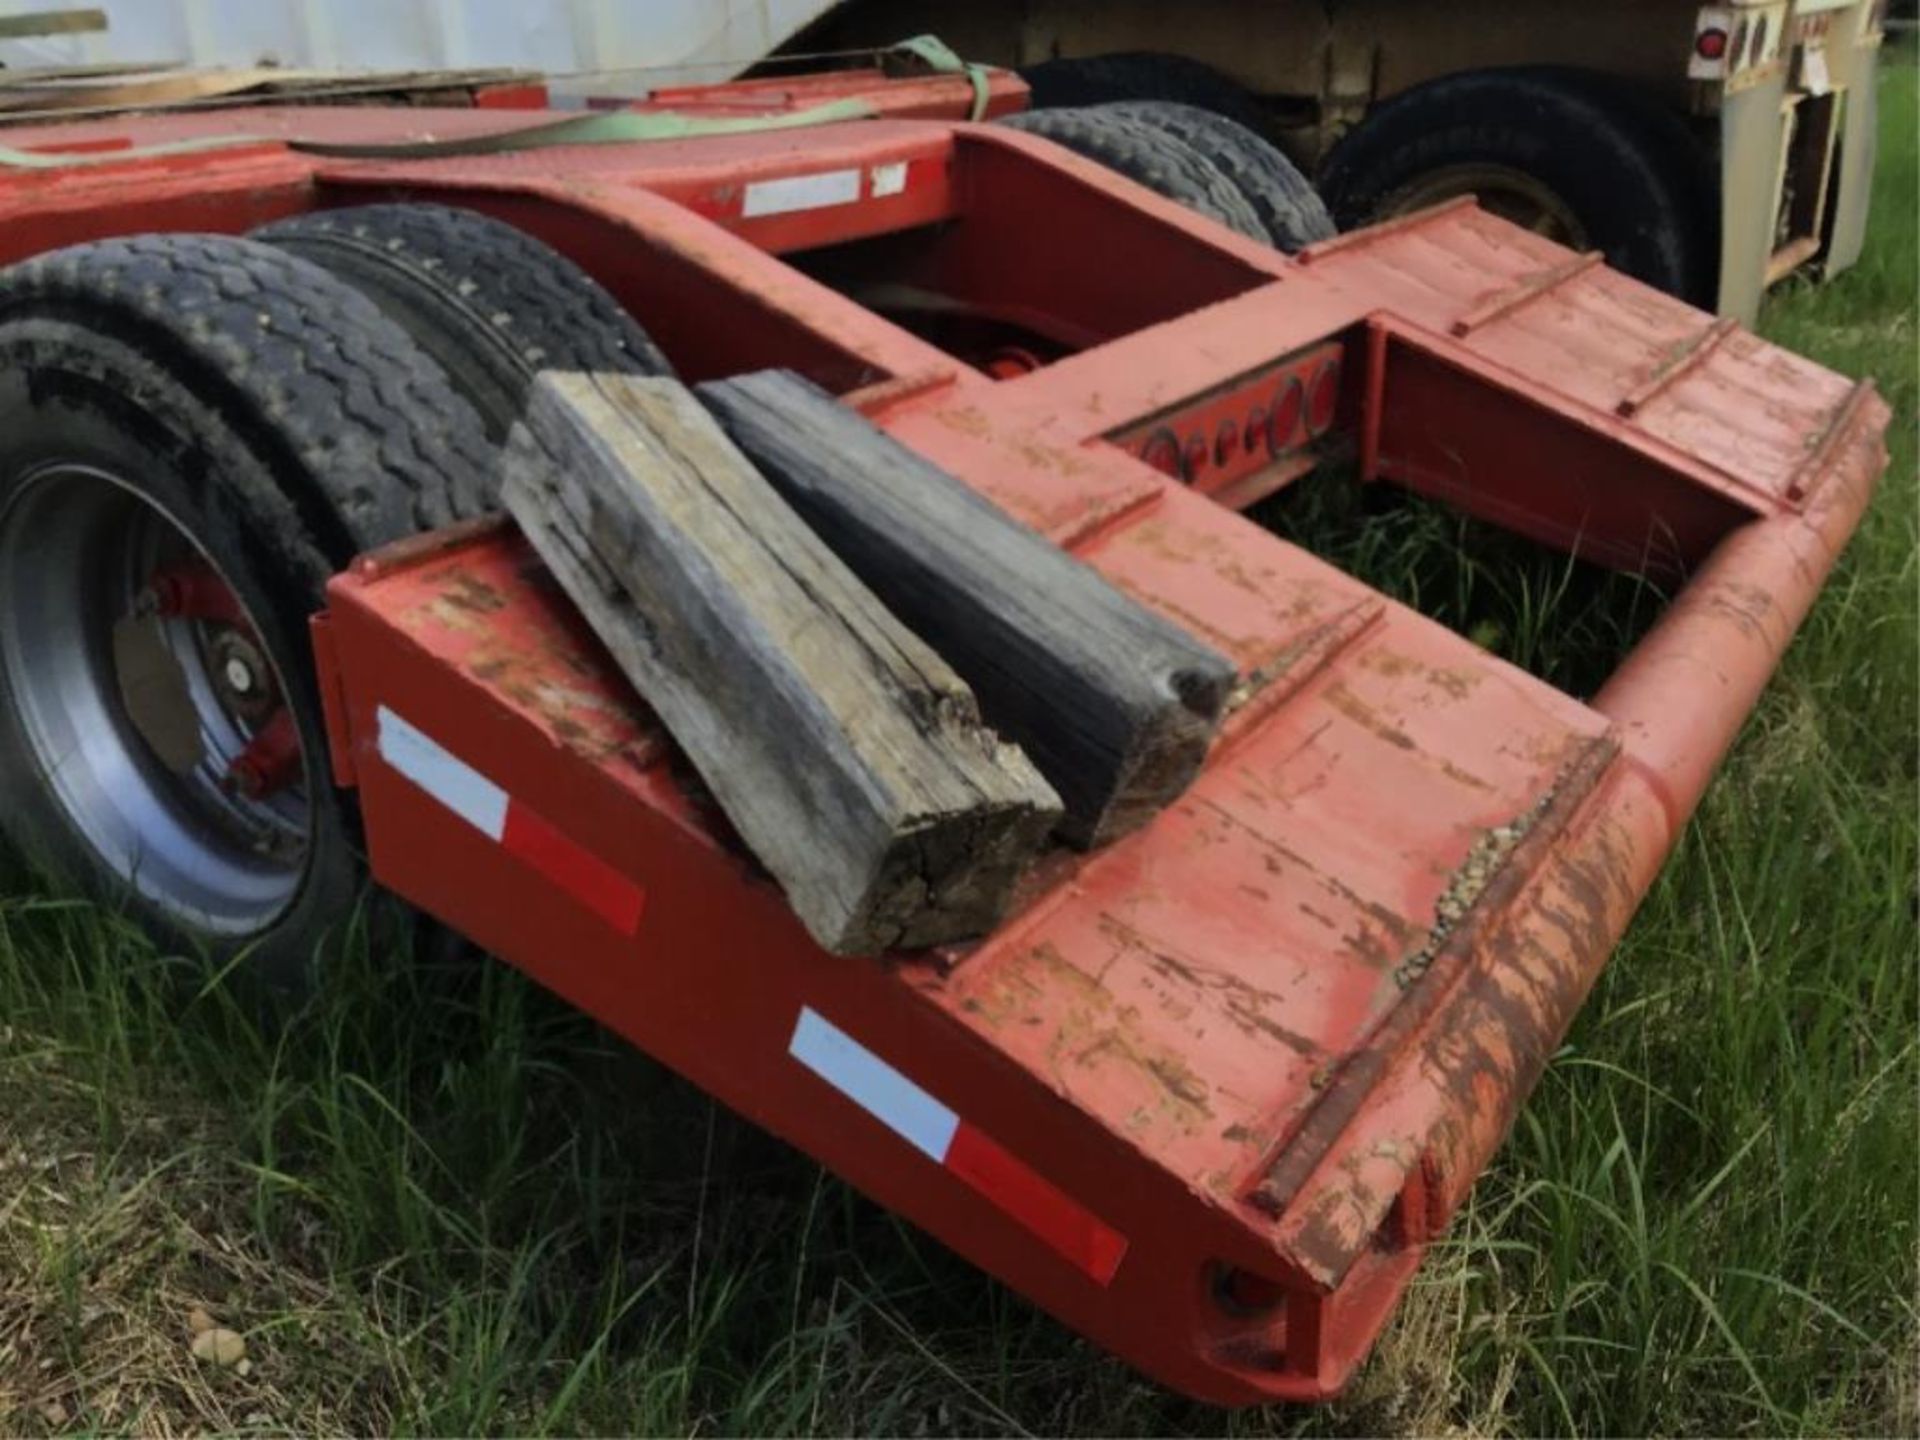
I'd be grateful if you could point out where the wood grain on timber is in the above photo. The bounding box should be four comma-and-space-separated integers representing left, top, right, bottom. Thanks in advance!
700, 367, 1236, 849
499, 370, 1061, 954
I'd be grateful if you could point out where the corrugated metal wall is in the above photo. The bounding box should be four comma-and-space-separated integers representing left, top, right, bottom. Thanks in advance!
0, 1, 841, 94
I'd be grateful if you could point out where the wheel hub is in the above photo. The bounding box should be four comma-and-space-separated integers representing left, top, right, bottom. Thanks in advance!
0, 463, 311, 934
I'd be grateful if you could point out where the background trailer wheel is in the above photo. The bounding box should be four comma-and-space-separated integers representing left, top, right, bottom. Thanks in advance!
254, 204, 673, 441
0, 234, 492, 986
1102, 100, 1336, 252
1321, 66, 1716, 303
996, 106, 1266, 240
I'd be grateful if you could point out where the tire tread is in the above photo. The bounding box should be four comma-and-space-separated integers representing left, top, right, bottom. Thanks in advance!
998, 106, 1266, 240
254, 203, 670, 439
1104, 100, 1335, 251
0, 232, 493, 551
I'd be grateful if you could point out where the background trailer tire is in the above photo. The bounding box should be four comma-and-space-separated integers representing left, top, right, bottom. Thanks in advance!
1103, 100, 1336, 252
254, 204, 672, 441
1320, 66, 1715, 303
997, 106, 1266, 240
0, 234, 493, 987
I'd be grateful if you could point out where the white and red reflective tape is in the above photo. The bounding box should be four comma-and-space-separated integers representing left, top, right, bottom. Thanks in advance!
375, 706, 646, 936
789, 1007, 1128, 1285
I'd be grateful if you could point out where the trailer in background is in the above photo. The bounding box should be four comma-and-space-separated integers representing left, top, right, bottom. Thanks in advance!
4, 1, 1884, 320
780, 0, 1888, 322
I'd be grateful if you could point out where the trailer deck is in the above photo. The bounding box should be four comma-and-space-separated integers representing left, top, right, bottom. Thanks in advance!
0, 84, 1889, 1403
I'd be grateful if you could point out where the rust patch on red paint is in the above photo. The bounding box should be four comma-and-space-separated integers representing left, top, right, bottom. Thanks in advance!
964, 940, 1217, 1135
1322, 680, 1494, 791
1324, 681, 1416, 751
1357, 647, 1482, 702
1222, 599, 1384, 729
1246, 732, 1619, 1223
1192, 796, 1420, 959
1696, 578, 1781, 644
1097, 914, 1322, 1061
1275, 800, 1638, 1286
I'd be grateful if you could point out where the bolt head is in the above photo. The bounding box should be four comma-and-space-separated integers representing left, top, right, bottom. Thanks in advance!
223, 656, 255, 694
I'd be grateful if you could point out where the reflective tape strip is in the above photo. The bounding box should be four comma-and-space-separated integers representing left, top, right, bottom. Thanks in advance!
790, 1007, 959, 1161
375, 705, 645, 936
789, 1007, 1128, 1284
377, 706, 507, 838
742, 167, 862, 217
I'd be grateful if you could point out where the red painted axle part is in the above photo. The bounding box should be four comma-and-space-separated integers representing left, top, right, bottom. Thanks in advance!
139, 557, 247, 626
223, 707, 300, 800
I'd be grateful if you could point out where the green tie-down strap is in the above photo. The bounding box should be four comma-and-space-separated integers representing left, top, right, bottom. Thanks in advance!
887, 32, 992, 122
0, 131, 280, 169
291, 94, 879, 160
0, 34, 995, 171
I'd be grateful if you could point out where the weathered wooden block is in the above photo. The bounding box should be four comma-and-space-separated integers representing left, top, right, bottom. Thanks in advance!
498, 370, 1061, 955
700, 368, 1234, 847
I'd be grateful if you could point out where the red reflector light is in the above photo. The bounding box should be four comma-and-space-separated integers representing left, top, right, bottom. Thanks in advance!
1139, 428, 1183, 479
1306, 362, 1340, 437
1183, 434, 1210, 478
1243, 404, 1268, 453
1267, 376, 1305, 453
1214, 417, 1241, 466
1696, 25, 1728, 59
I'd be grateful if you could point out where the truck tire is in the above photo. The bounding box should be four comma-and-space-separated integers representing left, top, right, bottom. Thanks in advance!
1553, 68, 1719, 303
0, 233, 493, 988
1018, 52, 1270, 133
1319, 67, 1708, 302
1104, 100, 1336, 252
254, 203, 671, 441
998, 107, 1266, 241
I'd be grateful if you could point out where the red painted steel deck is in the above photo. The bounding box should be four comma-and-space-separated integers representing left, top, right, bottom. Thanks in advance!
1, 98, 1888, 1403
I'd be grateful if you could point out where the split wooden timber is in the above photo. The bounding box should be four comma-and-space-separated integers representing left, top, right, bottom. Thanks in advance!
498, 370, 1061, 955
700, 368, 1235, 847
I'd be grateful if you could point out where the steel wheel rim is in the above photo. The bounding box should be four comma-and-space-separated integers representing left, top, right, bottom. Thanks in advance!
1382, 164, 1591, 247
0, 463, 310, 934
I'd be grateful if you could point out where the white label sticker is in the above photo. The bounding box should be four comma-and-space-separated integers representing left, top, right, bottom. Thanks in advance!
1801, 44, 1832, 96
742, 168, 862, 217
869, 161, 909, 198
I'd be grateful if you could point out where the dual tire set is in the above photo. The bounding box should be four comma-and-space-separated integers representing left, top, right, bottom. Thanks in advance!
0, 208, 666, 984
1020, 52, 1717, 302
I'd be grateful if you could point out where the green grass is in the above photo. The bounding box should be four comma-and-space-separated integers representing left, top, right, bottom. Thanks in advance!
2, 55, 1916, 1439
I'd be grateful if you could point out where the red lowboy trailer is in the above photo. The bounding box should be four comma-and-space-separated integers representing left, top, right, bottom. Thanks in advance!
0, 61, 1888, 1405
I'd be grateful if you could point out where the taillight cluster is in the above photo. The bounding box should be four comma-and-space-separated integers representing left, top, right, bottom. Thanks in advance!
1690, 4, 1786, 82
1114, 342, 1343, 494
